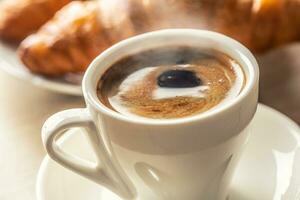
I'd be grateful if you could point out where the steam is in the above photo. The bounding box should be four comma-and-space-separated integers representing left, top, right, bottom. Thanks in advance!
96, 0, 294, 53
134, 0, 210, 31
97, 0, 210, 40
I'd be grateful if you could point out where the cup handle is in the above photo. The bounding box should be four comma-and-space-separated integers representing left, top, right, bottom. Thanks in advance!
42, 108, 135, 199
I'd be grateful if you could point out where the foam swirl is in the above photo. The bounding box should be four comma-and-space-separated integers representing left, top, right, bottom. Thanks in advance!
98, 47, 245, 119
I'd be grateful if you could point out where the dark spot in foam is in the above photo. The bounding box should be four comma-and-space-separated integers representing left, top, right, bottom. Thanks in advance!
157, 69, 202, 88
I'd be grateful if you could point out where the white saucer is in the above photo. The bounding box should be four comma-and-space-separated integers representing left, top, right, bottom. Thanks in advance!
36, 104, 300, 200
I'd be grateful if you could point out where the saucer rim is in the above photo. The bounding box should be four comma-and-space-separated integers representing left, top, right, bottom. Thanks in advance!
36, 103, 300, 200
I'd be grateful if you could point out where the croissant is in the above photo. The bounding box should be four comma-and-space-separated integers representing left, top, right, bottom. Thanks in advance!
18, 0, 300, 76
0, 0, 74, 42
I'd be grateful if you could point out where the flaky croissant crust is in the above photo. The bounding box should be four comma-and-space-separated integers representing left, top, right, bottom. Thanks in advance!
17, 0, 300, 76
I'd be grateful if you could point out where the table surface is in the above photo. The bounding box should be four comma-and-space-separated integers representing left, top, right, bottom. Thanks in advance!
0, 43, 299, 200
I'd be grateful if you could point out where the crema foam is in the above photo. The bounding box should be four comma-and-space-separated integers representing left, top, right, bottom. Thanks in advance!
97, 46, 245, 119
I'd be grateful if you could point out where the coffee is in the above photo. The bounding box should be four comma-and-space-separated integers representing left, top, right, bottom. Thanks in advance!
97, 46, 245, 119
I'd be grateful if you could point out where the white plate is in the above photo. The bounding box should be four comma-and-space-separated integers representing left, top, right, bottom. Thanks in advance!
36, 104, 300, 200
0, 41, 82, 95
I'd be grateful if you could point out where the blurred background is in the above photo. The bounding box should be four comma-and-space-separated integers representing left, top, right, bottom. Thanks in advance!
0, 0, 299, 199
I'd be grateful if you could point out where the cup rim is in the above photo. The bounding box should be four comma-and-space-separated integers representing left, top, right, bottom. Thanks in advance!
82, 29, 259, 125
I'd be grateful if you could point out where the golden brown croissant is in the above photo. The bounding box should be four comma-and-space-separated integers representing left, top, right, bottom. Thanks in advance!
18, 1, 108, 75
0, 0, 73, 42
18, 0, 300, 76
18, 0, 137, 76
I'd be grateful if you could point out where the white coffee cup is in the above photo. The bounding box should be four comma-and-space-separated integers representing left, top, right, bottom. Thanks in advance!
42, 29, 259, 200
